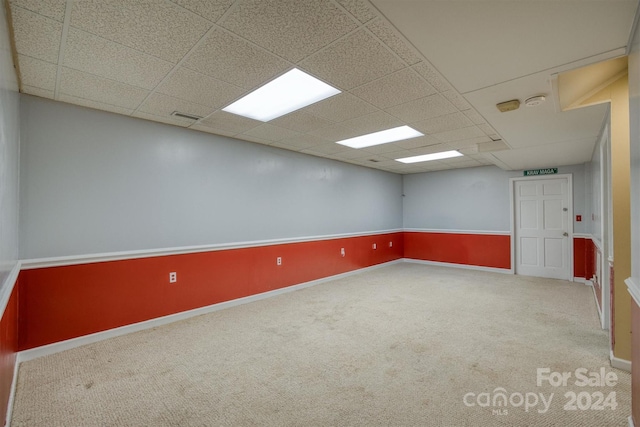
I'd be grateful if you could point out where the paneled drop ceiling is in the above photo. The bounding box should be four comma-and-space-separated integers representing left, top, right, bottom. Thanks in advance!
7, 0, 639, 173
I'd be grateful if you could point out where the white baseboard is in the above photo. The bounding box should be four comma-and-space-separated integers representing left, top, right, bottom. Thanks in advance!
402, 258, 512, 275
18, 260, 402, 362
5, 353, 20, 427
610, 351, 632, 372
573, 277, 590, 284
629, 415, 635, 427
589, 281, 604, 329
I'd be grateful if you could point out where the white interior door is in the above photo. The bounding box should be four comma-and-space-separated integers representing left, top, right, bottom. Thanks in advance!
514, 177, 571, 280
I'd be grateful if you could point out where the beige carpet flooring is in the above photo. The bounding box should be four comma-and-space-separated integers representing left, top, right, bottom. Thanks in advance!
10, 263, 630, 426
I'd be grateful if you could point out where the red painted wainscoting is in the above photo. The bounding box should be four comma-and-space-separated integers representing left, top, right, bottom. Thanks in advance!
574, 237, 586, 279
18, 233, 403, 351
0, 283, 19, 426
573, 237, 596, 280
403, 231, 510, 269
573, 237, 601, 312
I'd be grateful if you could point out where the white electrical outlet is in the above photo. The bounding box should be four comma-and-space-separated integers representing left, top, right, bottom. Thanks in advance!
373, 243, 377, 250
169, 272, 177, 283
389, 241, 393, 247
277, 257, 282, 266
340, 248, 345, 257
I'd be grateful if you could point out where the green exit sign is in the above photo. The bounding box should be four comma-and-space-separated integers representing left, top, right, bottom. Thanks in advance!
523, 168, 558, 176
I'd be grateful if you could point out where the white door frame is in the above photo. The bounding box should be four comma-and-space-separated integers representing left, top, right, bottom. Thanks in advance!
509, 174, 574, 281
600, 125, 611, 331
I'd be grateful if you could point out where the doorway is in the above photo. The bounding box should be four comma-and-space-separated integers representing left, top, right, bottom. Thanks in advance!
511, 175, 573, 280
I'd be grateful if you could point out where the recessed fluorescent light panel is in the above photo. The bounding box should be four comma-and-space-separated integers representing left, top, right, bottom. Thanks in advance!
395, 150, 463, 164
336, 125, 424, 149
222, 68, 340, 122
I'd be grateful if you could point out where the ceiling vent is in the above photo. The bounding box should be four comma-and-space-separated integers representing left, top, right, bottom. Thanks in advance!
496, 99, 520, 113
171, 111, 202, 121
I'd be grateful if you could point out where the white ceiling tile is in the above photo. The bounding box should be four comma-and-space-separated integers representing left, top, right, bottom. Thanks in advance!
440, 137, 492, 152
301, 143, 350, 155
70, 0, 211, 63
220, 0, 357, 62
17, 54, 57, 91
372, 1, 636, 93
300, 29, 405, 90
267, 140, 303, 151
59, 68, 149, 109
378, 150, 414, 160
182, 28, 290, 90
9, 0, 66, 22
58, 93, 134, 116
386, 94, 457, 123
412, 112, 474, 135
303, 92, 377, 122
412, 161, 451, 171
462, 109, 486, 125
369, 161, 403, 171
351, 68, 436, 109
156, 67, 244, 109
242, 124, 304, 142
392, 135, 440, 150
269, 111, 335, 133
367, 19, 422, 65
138, 93, 214, 119
64, 28, 174, 90
347, 155, 388, 165
442, 90, 472, 111
478, 123, 498, 136
11, 7, 62, 63
450, 163, 481, 170
190, 123, 237, 137
363, 160, 400, 170
237, 134, 272, 145
169, 0, 235, 22
277, 134, 330, 150
432, 126, 486, 143
335, 0, 377, 24
440, 156, 479, 165
412, 62, 453, 93
199, 111, 262, 134
341, 111, 404, 136
132, 111, 196, 128
22, 86, 54, 98
478, 138, 507, 151
359, 143, 404, 155
333, 148, 373, 159
308, 123, 361, 142
405, 144, 449, 156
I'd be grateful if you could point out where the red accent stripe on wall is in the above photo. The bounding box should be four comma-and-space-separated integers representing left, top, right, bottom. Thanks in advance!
573, 237, 601, 312
403, 232, 510, 269
0, 283, 19, 425
18, 233, 403, 351
573, 236, 597, 280
574, 237, 586, 278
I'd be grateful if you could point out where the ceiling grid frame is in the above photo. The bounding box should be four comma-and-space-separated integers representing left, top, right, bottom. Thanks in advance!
9, 0, 636, 173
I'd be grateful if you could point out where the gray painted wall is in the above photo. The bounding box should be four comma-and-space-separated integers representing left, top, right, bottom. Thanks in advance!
402, 164, 589, 234
0, 5, 20, 289
19, 96, 403, 259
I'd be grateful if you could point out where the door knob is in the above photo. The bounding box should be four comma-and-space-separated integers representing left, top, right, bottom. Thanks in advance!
563, 232, 568, 237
